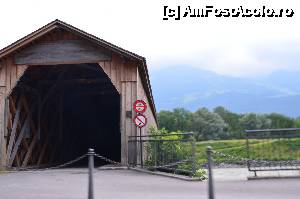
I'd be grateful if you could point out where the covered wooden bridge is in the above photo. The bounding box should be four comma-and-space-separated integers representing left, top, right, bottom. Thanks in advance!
0, 20, 157, 169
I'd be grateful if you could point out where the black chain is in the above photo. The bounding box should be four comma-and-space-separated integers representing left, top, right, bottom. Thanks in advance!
94, 154, 121, 165
11, 154, 87, 171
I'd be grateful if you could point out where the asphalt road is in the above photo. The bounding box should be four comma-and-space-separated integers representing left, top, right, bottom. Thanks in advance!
0, 169, 300, 199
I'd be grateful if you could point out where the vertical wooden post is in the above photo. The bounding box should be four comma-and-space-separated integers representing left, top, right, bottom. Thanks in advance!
0, 90, 6, 168
120, 84, 126, 165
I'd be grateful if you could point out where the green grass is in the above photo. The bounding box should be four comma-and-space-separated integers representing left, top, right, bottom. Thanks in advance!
196, 138, 300, 164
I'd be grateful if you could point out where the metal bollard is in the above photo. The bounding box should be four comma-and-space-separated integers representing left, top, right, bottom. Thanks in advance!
88, 148, 95, 199
206, 146, 215, 199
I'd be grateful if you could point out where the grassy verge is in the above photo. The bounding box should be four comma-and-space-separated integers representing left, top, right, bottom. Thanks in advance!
196, 138, 300, 164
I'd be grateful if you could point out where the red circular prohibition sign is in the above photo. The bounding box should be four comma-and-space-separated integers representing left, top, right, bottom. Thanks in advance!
133, 100, 147, 113
133, 114, 147, 128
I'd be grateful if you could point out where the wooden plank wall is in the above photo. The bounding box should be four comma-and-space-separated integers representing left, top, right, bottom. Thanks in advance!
0, 57, 28, 168
99, 53, 137, 164
14, 40, 111, 65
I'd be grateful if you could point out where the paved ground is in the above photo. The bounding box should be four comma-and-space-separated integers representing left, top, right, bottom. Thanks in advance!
1, 168, 300, 199
213, 167, 300, 181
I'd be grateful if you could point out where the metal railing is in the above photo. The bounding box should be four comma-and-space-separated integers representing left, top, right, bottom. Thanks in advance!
245, 128, 300, 175
128, 132, 197, 176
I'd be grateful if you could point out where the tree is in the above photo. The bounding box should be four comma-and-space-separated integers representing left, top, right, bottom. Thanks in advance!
265, 113, 295, 129
192, 108, 227, 140
157, 106, 299, 140
239, 113, 272, 130
157, 110, 176, 132
213, 106, 243, 138
158, 108, 192, 132
294, 118, 300, 128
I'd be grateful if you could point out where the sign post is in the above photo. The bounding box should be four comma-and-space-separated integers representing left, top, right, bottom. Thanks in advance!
133, 100, 148, 168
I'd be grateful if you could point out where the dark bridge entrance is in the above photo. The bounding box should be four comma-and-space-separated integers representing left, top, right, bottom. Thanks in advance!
6, 63, 121, 168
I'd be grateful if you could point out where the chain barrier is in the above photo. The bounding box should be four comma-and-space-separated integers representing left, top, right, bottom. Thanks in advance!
94, 154, 122, 166
10, 152, 123, 172
11, 154, 88, 171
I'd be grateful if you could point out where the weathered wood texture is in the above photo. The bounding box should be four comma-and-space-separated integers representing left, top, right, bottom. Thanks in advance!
99, 53, 138, 164
0, 57, 28, 168
99, 54, 137, 93
15, 40, 111, 65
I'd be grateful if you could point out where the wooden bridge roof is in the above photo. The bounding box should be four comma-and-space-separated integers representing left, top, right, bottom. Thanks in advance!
0, 19, 156, 120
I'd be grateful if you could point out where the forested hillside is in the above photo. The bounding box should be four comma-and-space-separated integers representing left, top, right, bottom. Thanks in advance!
157, 106, 300, 140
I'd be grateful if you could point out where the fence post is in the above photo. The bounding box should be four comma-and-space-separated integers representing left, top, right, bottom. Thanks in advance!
154, 141, 157, 168
191, 138, 196, 176
88, 148, 95, 199
206, 146, 215, 199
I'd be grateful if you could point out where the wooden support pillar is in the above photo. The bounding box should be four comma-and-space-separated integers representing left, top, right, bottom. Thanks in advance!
8, 118, 29, 167
0, 87, 6, 168
6, 99, 22, 162
120, 81, 137, 165
37, 109, 56, 166
37, 133, 49, 166
22, 134, 37, 167
20, 96, 38, 167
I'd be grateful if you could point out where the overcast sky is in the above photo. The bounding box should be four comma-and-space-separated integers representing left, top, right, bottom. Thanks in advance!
0, 0, 299, 77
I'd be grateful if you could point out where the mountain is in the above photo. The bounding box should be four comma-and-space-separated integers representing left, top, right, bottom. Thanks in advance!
149, 66, 300, 117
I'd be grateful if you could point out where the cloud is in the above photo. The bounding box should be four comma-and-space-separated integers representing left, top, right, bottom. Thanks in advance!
149, 40, 300, 77
0, 0, 299, 78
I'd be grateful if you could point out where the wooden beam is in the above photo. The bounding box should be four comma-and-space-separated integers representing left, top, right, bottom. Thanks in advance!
37, 108, 56, 166
77, 90, 119, 96
21, 134, 37, 167
21, 97, 37, 134
14, 40, 111, 65
4, 98, 9, 138
15, 153, 21, 168
37, 133, 49, 166
40, 68, 67, 109
6, 99, 22, 161
9, 96, 25, 131
8, 118, 29, 166
21, 96, 39, 167
25, 78, 109, 85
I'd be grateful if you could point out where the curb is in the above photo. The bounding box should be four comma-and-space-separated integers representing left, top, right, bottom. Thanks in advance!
248, 175, 300, 180
97, 166, 129, 170
129, 167, 204, 182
